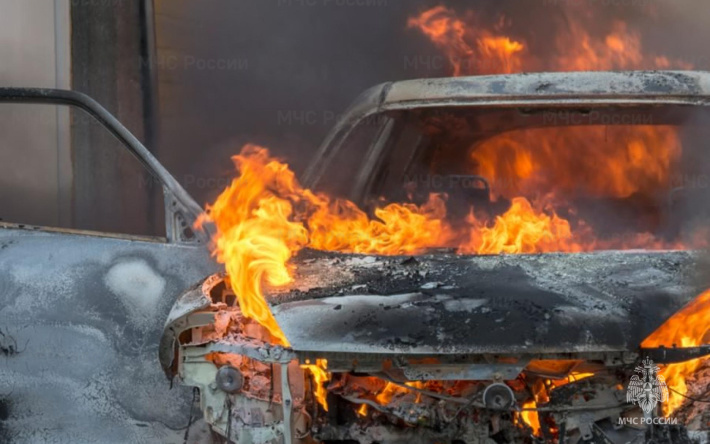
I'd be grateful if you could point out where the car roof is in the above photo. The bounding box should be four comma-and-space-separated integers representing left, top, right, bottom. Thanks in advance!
302, 71, 710, 187
376, 70, 710, 110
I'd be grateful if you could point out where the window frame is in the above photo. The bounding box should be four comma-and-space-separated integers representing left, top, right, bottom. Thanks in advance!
0, 87, 209, 245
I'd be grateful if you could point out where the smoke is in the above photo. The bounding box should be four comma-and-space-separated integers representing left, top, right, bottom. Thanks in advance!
155, 0, 710, 209
155, 0, 435, 206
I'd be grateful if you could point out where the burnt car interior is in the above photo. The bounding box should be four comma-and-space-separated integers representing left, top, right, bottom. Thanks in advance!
315, 104, 710, 249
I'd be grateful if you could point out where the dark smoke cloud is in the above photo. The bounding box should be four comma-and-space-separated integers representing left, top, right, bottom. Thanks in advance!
155, 0, 710, 207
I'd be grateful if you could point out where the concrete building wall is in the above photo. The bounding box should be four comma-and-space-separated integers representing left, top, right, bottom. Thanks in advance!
70, 0, 162, 237
0, 0, 71, 228
0, 0, 161, 237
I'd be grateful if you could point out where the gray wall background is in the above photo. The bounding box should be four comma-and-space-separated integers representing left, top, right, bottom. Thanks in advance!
0, 0, 71, 228
0, 0, 160, 237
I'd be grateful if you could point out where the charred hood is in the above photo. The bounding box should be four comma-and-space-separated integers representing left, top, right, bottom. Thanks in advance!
265, 249, 710, 357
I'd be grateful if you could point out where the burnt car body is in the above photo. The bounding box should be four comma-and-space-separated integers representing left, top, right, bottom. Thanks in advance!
1, 71, 709, 444
161, 71, 710, 444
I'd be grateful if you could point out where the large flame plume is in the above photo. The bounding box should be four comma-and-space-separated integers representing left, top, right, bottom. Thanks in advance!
198, 4, 707, 424
200, 145, 693, 343
199, 145, 453, 343
407, 4, 706, 425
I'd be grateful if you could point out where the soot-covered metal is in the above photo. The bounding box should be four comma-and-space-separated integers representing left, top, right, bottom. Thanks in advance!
267, 249, 709, 356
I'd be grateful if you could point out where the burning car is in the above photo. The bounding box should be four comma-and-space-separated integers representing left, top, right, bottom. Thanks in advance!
160, 71, 710, 444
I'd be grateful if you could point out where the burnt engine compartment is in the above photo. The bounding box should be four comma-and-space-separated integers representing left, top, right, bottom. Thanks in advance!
314, 370, 627, 444
162, 272, 705, 444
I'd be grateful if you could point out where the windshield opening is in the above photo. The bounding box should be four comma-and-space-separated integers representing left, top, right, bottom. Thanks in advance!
342, 105, 710, 254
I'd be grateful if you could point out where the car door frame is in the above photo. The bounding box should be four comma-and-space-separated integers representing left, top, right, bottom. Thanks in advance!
0, 88, 222, 443
0, 87, 211, 244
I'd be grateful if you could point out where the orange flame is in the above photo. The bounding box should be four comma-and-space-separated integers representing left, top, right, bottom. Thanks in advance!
469, 126, 682, 201
301, 359, 330, 411
568, 372, 595, 382
406, 5, 691, 257
199, 146, 453, 342
201, 143, 697, 345
517, 373, 594, 435
519, 400, 541, 435
375, 381, 425, 405
197, 147, 307, 345
642, 289, 710, 414
408, 6, 692, 75
407, 5, 705, 419
407, 6, 524, 75
200, 7, 704, 416
306, 193, 449, 255
461, 197, 581, 255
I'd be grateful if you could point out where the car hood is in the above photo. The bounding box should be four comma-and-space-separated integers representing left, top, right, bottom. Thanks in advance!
266, 249, 710, 356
